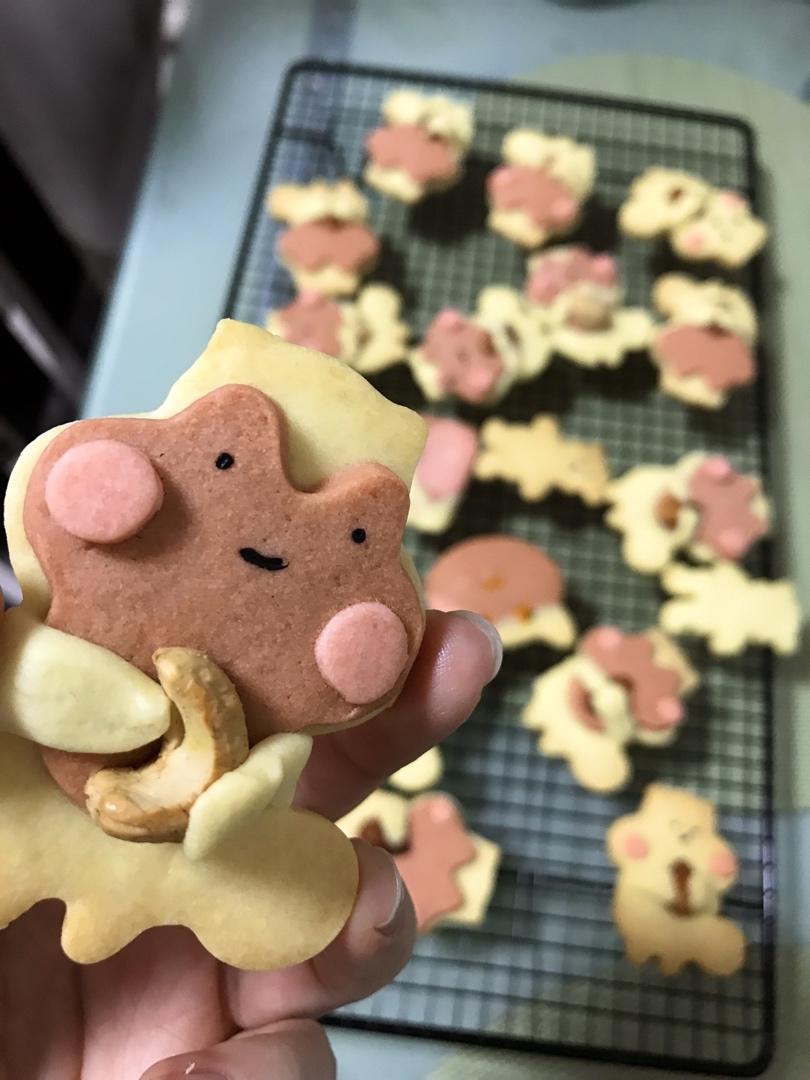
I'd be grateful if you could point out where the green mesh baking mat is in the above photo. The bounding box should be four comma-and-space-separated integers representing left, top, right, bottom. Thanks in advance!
224, 60, 775, 1077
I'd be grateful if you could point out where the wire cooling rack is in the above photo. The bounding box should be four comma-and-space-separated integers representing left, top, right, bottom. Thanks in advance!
225, 60, 774, 1077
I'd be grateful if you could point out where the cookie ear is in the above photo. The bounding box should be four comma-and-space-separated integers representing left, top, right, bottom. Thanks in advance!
44, 438, 164, 544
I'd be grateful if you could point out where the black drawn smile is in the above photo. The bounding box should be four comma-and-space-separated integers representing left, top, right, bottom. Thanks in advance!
239, 548, 289, 572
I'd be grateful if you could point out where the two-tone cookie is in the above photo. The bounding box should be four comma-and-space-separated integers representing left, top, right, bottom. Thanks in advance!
487, 128, 596, 248
364, 89, 473, 204
606, 453, 770, 575
523, 627, 697, 792
524, 245, 652, 367
650, 273, 758, 409
267, 179, 380, 296
408, 416, 478, 534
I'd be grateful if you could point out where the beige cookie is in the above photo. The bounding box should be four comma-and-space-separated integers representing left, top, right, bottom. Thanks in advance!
476, 285, 553, 380
660, 562, 801, 656
618, 167, 711, 238
487, 128, 596, 249
607, 785, 746, 976
671, 189, 767, 268
475, 414, 611, 506
364, 89, 473, 204
267, 178, 379, 296
523, 627, 696, 793
606, 452, 770, 575
388, 746, 444, 793
650, 273, 758, 409
336, 788, 410, 849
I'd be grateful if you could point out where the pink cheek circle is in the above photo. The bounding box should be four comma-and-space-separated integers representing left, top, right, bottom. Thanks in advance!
45, 439, 164, 544
703, 455, 733, 481
315, 602, 409, 706
549, 194, 578, 225
654, 696, 684, 728
590, 254, 618, 285
716, 527, 746, 559
591, 625, 624, 651
683, 228, 707, 254
710, 850, 738, 879
434, 307, 465, 331
621, 832, 649, 860
430, 796, 456, 824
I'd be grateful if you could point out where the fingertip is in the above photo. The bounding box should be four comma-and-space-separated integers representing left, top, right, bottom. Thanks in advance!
449, 610, 503, 684
334, 838, 416, 961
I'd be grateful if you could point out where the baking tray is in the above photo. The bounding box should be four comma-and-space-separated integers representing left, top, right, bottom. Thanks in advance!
224, 59, 774, 1077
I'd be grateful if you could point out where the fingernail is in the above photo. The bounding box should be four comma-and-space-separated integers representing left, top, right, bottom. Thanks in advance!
149, 1068, 227, 1080
452, 610, 504, 683
374, 854, 407, 936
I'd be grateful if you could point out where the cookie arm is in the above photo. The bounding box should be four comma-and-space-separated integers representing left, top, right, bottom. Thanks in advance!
0, 607, 171, 753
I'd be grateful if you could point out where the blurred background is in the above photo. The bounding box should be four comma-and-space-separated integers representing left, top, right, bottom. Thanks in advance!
2, 3, 809, 1078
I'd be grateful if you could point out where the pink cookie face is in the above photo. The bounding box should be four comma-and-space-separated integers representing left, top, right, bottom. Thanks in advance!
365, 123, 458, 185
25, 385, 424, 744
278, 219, 379, 274
276, 293, 343, 357
654, 324, 756, 392
488, 165, 579, 230
415, 416, 478, 501
421, 313, 505, 404
687, 457, 767, 560
580, 627, 685, 733
44, 440, 164, 545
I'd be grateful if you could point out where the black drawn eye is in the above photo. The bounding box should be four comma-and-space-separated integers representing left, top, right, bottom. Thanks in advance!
351, 528, 367, 544
215, 452, 234, 470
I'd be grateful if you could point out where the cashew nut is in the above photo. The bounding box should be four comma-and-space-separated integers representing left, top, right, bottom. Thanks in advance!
85, 648, 249, 843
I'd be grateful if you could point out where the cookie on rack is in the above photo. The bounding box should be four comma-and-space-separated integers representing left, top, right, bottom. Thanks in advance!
267, 178, 379, 296
607, 784, 746, 976
425, 534, 576, 650
408, 416, 478, 534
605, 452, 770, 575
522, 627, 697, 793
650, 273, 758, 409
671, 188, 768, 268
408, 287, 550, 407
487, 128, 596, 248
475, 414, 611, 507
267, 284, 409, 373
524, 245, 652, 367
618, 167, 766, 268
364, 88, 474, 204
338, 790, 501, 932
659, 562, 801, 656
389, 746, 444, 793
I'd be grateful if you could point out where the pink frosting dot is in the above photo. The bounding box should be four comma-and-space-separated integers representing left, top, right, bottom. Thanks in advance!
590, 254, 618, 285
655, 696, 684, 727
710, 849, 738, 879
434, 307, 465, 330
683, 228, 706, 253
591, 626, 624, 651
622, 832, 649, 860
314, 602, 409, 705
703, 455, 733, 481
718, 189, 746, 209
430, 796, 456, 824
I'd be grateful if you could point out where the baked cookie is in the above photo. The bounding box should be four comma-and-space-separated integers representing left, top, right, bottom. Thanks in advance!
607, 785, 746, 976
388, 746, 444, 793
671, 189, 768, 268
364, 89, 473, 204
524, 246, 652, 367
660, 562, 801, 656
267, 179, 379, 296
338, 790, 501, 932
425, 534, 576, 650
618, 167, 712, 239
475, 415, 611, 506
487, 128, 596, 248
523, 627, 697, 793
618, 167, 766, 268
0, 319, 427, 968
650, 273, 758, 409
267, 284, 409, 374
408, 416, 478, 534
606, 453, 770, 575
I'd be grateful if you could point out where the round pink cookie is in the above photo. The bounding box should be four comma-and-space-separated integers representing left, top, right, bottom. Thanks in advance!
315, 601, 409, 705
45, 439, 164, 544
